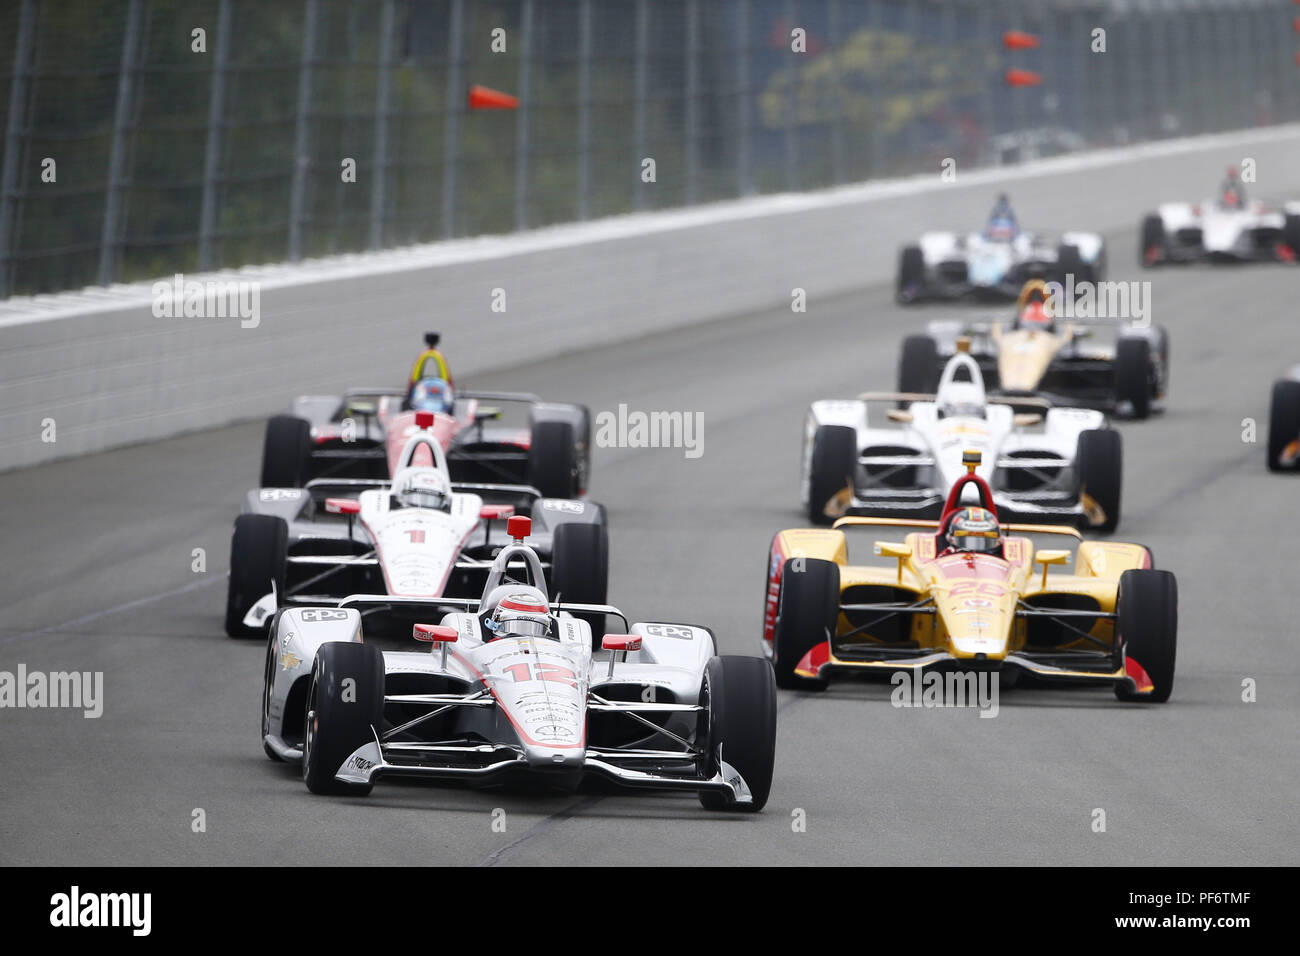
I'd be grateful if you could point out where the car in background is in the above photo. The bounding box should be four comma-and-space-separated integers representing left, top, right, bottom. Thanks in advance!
1139, 169, 1300, 265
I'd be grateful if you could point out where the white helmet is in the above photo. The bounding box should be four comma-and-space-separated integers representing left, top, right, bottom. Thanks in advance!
394, 468, 451, 512
483, 586, 552, 641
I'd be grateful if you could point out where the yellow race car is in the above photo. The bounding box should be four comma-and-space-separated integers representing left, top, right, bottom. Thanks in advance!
762, 450, 1177, 702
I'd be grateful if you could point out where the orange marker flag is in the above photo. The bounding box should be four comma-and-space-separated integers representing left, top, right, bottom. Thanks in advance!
467, 85, 519, 110
1005, 68, 1043, 87
1002, 30, 1041, 50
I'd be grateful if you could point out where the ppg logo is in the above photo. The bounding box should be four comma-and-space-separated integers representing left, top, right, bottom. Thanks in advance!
644, 624, 693, 641
300, 609, 349, 622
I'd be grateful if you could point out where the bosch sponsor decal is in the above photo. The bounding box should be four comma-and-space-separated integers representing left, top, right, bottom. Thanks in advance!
541, 499, 585, 514
259, 488, 303, 501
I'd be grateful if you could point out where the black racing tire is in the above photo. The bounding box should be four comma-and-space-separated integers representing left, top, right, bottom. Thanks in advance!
772, 557, 838, 691
1114, 337, 1152, 420
1283, 214, 1300, 262
1149, 325, 1170, 398
528, 419, 580, 499
261, 415, 313, 488
261, 622, 285, 761
225, 514, 288, 638
898, 334, 940, 395
1056, 243, 1089, 285
896, 245, 925, 302
805, 424, 858, 526
550, 521, 609, 644
1076, 428, 1122, 533
1267, 379, 1300, 472
1113, 569, 1178, 703
303, 641, 385, 795
1140, 214, 1165, 268
697, 656, 777, 812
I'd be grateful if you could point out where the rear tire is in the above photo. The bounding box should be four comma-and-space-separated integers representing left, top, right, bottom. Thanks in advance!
1267, 379, 1300, 472
805, 425, 857, 526
550, 522, 609, 643
528, 419, 579, 499
1114, 337, 1152, 420
772, 558, 838, 690
261, 415, 313, 488
1056, 243, 1089, 285
225, 514, 288, 638
1139, 214, 1165, 267
1076, 429, 1122, 533
1113, 569, 1177, 703
896, 245, 925, 302
303, 642, 384, 795
1283, 214, 1300, 261
898, 334, 940, 395
697, 656, 777, 812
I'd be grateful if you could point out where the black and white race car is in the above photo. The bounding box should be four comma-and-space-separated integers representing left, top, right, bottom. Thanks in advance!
1139, 170, 1300, 265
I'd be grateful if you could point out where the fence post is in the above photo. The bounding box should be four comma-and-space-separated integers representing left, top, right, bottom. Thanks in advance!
288, 0, 319, 262
369, 0, 395, 249
198, 0, 232, 271
782, 0, 798, 190
97, 0, 144, 286
514, 0, 534, 231
577, 0, 593, 220
827, 0, 845, 185
734, 0, 751, 197
0, 0, 38, 298
634, 0, 649, 210
685, 0, 700, 203
441, 0, 464, 238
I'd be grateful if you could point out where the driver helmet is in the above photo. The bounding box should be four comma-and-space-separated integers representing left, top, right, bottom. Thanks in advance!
1015, 279, 1054, 331
394, 468, 451, 512
409, 377, 454, 415
484, 587, 552, 641
1220, 166, 1243, 208
938, 381, 985, 419
946, 506, 1002, 554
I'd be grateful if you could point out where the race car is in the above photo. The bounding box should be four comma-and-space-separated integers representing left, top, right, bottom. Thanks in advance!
899, 281, 1169, 419
1267, 366, 1300, 471
261, 333, 591, 499
802, 346, 1122, 531
767, 450, 1177, 702
1139, 168, 1300, 265
260, 514, 777, 811
896, 194, 1106, 303
226, 410, 608, 640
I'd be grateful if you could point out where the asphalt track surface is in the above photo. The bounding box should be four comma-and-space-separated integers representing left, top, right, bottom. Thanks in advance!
2, 226, 1297, 866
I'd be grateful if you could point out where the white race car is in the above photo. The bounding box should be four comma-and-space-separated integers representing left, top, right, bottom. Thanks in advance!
260, 515, 777, 811
1140, 175, 1300, 265
801, 349, 1122, 531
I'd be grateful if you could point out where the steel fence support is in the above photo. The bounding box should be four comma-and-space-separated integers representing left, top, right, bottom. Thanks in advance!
513, 0, 534, 230
198, 0, 232, 271
828, 0, 845, 184
288, 0, 319, 262
633, 0, 648, 210
782, 0, 798, 190
0, 0, 38, 298
441, 0, 464, 238
369, 0, 395, 249
98, 0, 144, 285
576, 0, 593, 219
685, 0, 700, 203
735, 0, 752, 196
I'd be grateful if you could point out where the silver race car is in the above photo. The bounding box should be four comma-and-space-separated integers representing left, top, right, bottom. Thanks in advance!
1140, 169, 1300, 265
896, 194, 1105, 303
801, 349, 1123, 531
259, 515, 777, 811
227, 411, 607, 640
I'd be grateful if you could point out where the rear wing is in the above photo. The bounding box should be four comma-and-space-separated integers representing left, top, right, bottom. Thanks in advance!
336, 593, 629, 630
831, 515, 1083, 539
856, 390, 1054, 412
303, 477, 544, 502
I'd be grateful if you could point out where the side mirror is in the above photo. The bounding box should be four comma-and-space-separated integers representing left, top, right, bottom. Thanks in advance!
886, 409, 914, 424
874, 541, 912, 583
507, 515, 531, 541
601, 635, 642, 652
474, 407, 503, 424
1012, 413, 1043, 428
1034, 549, 1071, 588
413, 624, 458, 643
325, 498, 361, 515
414, 410, 435, 429
479, 504, 515, 520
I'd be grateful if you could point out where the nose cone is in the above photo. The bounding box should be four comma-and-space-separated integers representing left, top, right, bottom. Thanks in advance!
943, 606, 1011, 660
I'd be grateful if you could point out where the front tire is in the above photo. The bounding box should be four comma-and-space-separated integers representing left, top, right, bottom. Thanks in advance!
772, 558, 838, 690
550, 522, 609, 643
261, 415, 312, 488
1056, 243, 1090, 285
804, 425, 857, 526
896, 245, 925, 302
1113, 569, 1177, 703
303, 642, 385, 795
1267, 379, 1300, 472
697, 656, 777, 812
1114, 337, 1152, 420
1076, 428, 1122, 533
225, 514, 288, 638
1140, 214, 1165, 267
528, 419, 580, 499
